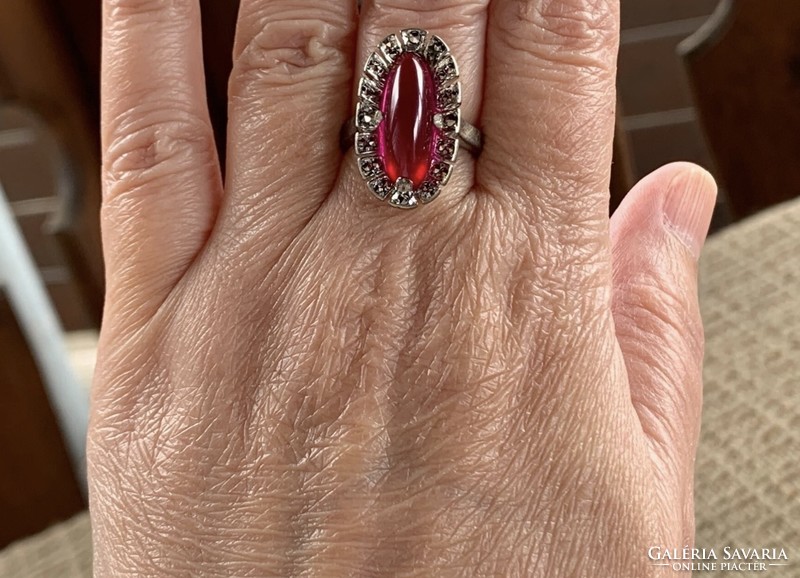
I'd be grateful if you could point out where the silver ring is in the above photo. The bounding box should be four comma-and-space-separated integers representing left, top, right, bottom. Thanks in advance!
343, 29, 483, 209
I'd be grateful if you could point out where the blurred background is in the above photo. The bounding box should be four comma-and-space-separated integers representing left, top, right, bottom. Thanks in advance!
0, 0, 798, 575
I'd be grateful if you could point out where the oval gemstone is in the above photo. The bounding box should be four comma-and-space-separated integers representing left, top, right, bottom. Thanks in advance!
378, 53, 436, 187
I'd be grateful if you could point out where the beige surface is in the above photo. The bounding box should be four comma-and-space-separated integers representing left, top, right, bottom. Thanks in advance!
1, 200, 799, 576
694, 199, 800, 576
0, 513, 90, 577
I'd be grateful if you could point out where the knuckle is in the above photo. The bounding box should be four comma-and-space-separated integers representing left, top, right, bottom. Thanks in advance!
370, 0, 488, 27
104, 0, 193, 21
490, 144, 613, 212
495, 0, 618, 55
481, 2, 619, 205
482, 100, 615, 205
103, 104, 214, 199
496, 213, 614, 343
230, 17, 353, 98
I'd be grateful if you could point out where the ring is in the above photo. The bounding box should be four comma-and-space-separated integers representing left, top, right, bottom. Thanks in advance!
344, 29, 483, 209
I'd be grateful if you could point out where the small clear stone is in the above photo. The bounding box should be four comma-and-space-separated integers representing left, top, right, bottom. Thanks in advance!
369, 176, 394, 200
425, 36, 448, 65
389, 187, 419, 209
417, 181, 440, 203
358, 78, 381, 104
380, 34, 403, 63
356, 132, 378, 155
437, 82, 461, 110
358, 157, 383, 180
357, 104, 383, 130
435, 137, 457, 161
366, 53, 387, 81
430, 161, 452, 184
435, 55, 457, 83
401, 29, 427, 52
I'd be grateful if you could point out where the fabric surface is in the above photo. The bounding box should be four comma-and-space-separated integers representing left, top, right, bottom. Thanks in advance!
0, 512, 90, 577
694, 199, 800, 576
1, 199, 799, 577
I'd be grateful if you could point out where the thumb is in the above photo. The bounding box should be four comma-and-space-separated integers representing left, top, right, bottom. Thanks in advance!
610, 162, 717, 540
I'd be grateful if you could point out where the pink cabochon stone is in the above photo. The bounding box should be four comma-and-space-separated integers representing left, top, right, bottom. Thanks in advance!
377, 53, 437, 187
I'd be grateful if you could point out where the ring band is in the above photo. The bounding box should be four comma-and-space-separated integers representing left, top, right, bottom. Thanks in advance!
347, 29, 483, 209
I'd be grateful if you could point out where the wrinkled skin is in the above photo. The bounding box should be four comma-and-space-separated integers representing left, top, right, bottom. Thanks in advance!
90, 0, 717, 576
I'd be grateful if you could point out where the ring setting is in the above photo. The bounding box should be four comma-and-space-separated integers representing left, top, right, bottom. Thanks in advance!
352, 29, 478, 209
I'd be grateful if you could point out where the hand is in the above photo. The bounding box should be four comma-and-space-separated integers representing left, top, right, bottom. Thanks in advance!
90, 0, 717, 576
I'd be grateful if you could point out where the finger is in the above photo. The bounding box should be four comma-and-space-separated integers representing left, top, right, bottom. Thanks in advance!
610, 163, 717, 538
102, 0, 221, 320
480, 0, 620, 227
335, 0, 489, 211
220, 0, 356, 257
359, 0, 487, 123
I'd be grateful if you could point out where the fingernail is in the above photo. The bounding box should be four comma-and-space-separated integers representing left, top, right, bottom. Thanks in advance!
662, 165, 718, 260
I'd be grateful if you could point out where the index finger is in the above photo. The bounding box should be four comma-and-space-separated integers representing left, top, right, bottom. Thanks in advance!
101, 0, 221, 320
